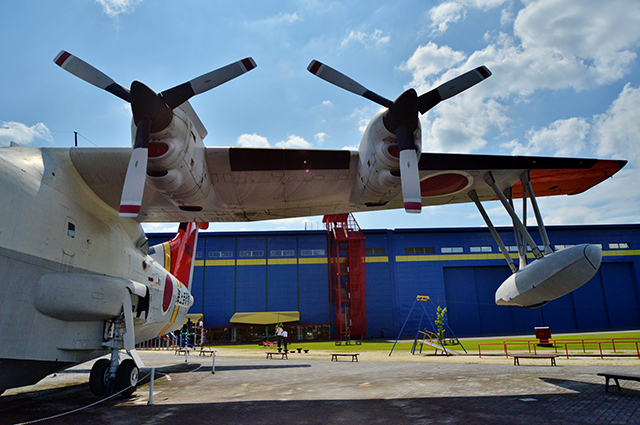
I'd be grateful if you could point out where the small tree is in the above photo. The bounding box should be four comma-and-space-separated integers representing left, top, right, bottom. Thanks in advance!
435, 306, 447, 343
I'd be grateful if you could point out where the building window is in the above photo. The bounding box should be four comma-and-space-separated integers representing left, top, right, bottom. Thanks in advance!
239, 250, 264, 258
470, 246, 492, 253
300, 249, 326, 257
209, 251, 234, 259
506, 245, 519, 252
609, 242, 630, 249
270, 249, 295, 257
404, 247, 435, 255
554, 244, 575, 250
526, 245, 546, 252
441, 247, 463, 254
365, 248, 386, 255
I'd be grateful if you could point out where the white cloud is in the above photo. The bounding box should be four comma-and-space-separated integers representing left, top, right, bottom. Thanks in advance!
341, 29, 390, 49
322, 100, 333, 107
236, 133, 270, 147
502, 117, 590, 156
592, 84, 640, 165
514, 0, 640, 86
314, 132, 328, 145
95, 0, 142, 18
0, 121, 52, 146
398, 42, 466, 88
276, 135, 312, 148
429, 2, 466, 34
258, 12, 300, 27
401, 0, 640, 156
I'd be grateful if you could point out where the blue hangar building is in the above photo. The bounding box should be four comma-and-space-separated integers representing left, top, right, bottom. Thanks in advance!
148, 223, 640, 342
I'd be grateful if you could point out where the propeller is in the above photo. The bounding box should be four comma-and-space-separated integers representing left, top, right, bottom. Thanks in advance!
307, 60, 491, 214
54, 51, 257, 217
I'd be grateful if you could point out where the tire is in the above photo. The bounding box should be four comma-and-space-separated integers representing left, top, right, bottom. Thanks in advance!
89, 359, 111, 396
115, 359, 139, 397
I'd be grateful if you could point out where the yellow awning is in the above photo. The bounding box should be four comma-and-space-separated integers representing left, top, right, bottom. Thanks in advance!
184, 313, 204, 325
229, 311, 300, 325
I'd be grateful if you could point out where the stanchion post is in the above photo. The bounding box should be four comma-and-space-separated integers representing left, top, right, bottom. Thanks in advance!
212, 351, 216, 374
148, 367, 155, 405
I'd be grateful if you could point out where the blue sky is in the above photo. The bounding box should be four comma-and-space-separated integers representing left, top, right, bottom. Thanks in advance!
2, 0, 640, 234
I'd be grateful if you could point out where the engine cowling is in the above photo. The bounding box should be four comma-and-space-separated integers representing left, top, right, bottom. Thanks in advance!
142, 106, 215, 210
350, 111, 422, 206
495, 244, 602, 308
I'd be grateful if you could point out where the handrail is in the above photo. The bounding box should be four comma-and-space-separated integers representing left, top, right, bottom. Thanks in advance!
477, 337, 640, 359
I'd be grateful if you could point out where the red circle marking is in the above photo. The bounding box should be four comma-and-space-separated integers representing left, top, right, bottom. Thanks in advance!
162, 275, 174, 313
420, 173, 470, 197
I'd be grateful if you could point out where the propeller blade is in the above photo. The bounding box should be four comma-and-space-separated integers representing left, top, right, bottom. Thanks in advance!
395, 122, 421, 214
307, 60, 393, 108
418, 66, 491, 114
53, 50, 131, 102
120, 118, 150, 218
399, 150, 422, 214
161, 57, 257, 110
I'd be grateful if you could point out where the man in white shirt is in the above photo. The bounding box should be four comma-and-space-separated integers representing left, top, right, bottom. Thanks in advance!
276, 325, 283, 349
282, 329, 289, 351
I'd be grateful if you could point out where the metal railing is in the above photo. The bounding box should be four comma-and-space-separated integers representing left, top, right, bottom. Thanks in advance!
477, 338, 640, 359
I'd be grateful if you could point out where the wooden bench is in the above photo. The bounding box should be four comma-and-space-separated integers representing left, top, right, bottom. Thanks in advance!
198, 347, 215, 357
174, 348, 189, 355
331, 353, 359, 362
266, 352, 288, 359
597, 373, 640, 392
511, 354, 558, 366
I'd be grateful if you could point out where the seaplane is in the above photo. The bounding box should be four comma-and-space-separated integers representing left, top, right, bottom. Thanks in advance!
0, 50, 625, 397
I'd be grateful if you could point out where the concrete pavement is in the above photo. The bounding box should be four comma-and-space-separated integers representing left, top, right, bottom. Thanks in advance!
2, 350, 640, 424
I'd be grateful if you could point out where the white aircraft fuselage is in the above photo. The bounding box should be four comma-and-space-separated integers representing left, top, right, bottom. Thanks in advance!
0, 145, 193, 391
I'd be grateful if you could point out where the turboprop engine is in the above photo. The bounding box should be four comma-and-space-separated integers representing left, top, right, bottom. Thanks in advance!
495, 244, 602, 308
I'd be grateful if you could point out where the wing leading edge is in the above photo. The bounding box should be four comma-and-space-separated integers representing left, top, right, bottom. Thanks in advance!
68, 146, 626, 222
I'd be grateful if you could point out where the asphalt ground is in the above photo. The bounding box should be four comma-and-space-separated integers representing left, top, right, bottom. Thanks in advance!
2, 350, 640, 425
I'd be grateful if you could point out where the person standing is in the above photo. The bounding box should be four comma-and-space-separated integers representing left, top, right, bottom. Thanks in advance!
276, 324, 284, 349
282, 328, 289, 351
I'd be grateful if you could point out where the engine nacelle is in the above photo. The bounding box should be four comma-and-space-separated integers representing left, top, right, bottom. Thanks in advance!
495, 244, 602, 308
140, 106, 215, 209
350, 111, 422, 206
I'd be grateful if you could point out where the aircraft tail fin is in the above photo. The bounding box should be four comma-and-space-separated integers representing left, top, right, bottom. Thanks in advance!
149, 222, 208, 290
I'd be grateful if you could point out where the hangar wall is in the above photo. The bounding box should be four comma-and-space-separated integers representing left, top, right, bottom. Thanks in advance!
148, 224, 640, 339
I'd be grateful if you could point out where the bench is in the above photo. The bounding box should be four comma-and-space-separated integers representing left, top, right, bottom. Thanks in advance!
331, 353, 359, 362
266, 352, 288, 360
198, 347, 215, 357
511, 354, 558, 366
597, 373, 640, 392
174, 348, 189, 355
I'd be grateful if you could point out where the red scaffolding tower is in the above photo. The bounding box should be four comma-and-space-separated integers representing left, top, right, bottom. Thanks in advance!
323, 213, 367, 341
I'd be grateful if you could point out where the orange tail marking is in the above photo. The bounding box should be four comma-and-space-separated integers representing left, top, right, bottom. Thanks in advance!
168, 222, 208, 289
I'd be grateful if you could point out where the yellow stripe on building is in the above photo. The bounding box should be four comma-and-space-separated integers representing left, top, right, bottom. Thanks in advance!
603, 249, 640, 257
205, 259, 236, 266
299, 258, 328, 264
365, 256, 389, 263
236, 259, 267, 266
268, 258, 298, 265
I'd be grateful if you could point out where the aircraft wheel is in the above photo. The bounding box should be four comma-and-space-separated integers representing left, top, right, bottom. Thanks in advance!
115, 359, 139, 397
89, 359, 111, 396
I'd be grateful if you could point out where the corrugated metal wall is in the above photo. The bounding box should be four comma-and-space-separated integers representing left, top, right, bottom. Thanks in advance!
148, 224, 640, 339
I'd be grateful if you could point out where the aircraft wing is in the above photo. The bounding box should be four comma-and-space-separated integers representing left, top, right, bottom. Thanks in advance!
68, 147, 626, 222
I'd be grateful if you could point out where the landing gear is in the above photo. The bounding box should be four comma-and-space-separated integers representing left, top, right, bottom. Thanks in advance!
90, 316, 142, 398
89, 355, 140, 397
115, 359, 139, 397
89, 358, 110, 396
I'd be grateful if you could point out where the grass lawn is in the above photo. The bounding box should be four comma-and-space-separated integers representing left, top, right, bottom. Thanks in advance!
209, 330, 640, 355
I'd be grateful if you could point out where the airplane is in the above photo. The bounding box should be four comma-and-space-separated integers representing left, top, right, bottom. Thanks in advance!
0, 50, 625, 397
